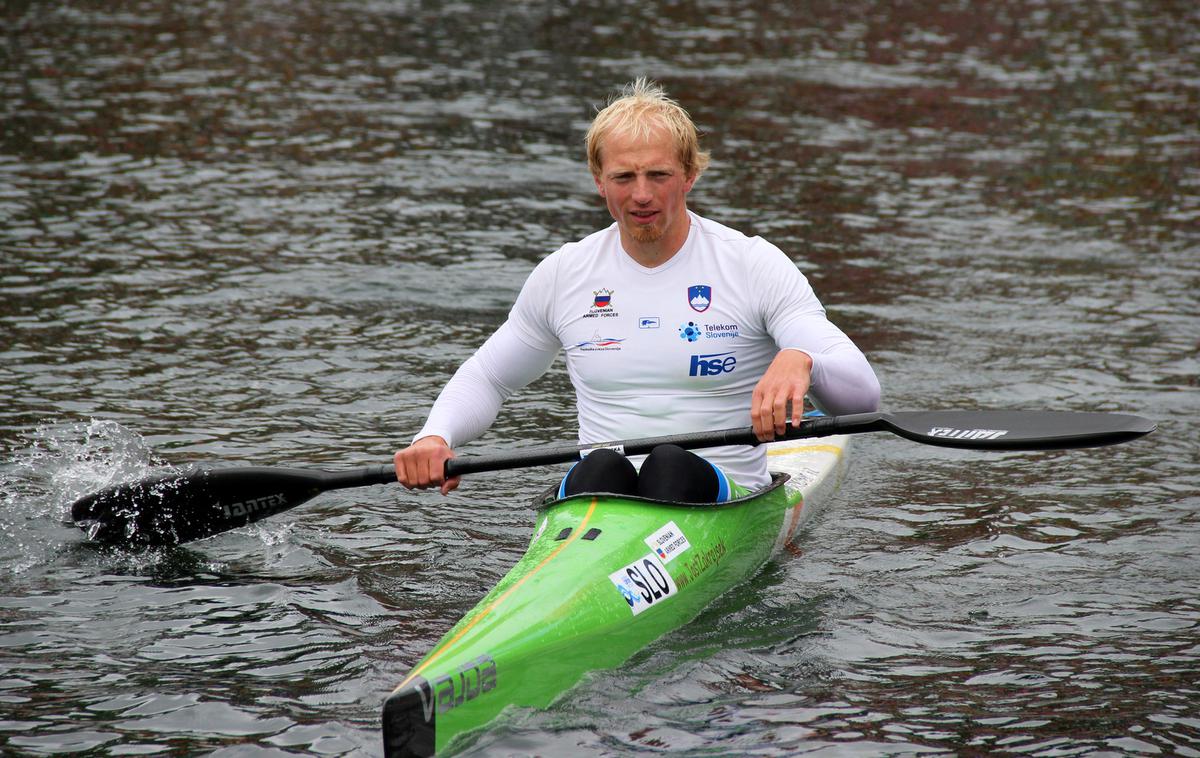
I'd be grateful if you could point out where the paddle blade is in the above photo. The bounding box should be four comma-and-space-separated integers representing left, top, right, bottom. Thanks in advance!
71, 467, 328, 548
880, 410, 1156, 450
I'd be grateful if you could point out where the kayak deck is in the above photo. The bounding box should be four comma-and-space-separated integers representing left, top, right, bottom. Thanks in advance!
382, 435, 849, 757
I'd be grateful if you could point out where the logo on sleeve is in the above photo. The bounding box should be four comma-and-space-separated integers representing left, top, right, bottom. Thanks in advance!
687, 284, 712, 313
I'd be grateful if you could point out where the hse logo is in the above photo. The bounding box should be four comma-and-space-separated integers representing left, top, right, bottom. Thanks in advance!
689, 351, 736, 376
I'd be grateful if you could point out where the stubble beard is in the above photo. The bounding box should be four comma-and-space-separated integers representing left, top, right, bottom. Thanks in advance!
629, 220, 665, 244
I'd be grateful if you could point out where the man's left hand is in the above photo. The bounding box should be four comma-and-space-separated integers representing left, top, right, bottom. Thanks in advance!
750, 349, 814, 442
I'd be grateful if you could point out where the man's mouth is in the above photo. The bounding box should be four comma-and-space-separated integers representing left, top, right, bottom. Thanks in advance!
630, 209, 659, 224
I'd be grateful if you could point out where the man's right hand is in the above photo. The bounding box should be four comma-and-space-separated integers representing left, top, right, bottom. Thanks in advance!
394, 436, 460, 495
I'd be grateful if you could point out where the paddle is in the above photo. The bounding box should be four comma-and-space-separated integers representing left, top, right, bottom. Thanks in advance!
71, 409, 1155, 548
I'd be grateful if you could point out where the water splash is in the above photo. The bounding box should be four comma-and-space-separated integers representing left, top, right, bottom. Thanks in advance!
0, 419, 170, 573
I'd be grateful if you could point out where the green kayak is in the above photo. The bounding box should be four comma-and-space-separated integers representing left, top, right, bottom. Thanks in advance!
382, 435, 850, 756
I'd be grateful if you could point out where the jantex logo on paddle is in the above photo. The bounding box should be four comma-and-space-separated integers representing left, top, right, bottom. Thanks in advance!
222, 493, 288, 519
929, 427, 1009, 440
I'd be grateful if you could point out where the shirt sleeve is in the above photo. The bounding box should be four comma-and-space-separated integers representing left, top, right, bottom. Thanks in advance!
750, 240, 882, 415
414, 256, 562, 447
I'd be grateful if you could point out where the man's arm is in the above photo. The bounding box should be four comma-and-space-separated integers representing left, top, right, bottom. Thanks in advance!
394, 321, 559, 493
750, 344, 881, 441
750, 349, 814, 442
751, 242, 881, 440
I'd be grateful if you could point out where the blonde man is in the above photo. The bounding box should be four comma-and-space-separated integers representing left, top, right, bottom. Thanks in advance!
395, 79, 879, 501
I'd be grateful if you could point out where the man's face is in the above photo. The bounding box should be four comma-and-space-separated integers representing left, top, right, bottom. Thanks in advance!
593, 127, 696, 255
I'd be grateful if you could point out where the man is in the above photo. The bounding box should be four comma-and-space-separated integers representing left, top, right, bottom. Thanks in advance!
394, 78, 880, 501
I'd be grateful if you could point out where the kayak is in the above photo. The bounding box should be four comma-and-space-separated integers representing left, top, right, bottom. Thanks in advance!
381, 434, 850, 757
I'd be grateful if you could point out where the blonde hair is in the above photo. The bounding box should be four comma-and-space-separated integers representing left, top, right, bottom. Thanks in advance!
586, 78, 710, 179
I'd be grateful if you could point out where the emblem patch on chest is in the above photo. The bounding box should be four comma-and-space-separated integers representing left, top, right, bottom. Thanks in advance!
585, 288, 619, 319
687, 284, 712, 312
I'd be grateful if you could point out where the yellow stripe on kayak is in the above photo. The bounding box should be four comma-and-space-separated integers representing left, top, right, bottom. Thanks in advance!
769, 441, 843, 545
766, 443, 844, 457
394, 496, 599, 691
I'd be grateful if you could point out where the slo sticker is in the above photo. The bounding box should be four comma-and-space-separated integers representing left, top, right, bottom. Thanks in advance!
644, 521, 691, 563
609, 553, 678, 616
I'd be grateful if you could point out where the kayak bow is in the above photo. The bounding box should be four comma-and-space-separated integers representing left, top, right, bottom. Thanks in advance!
382, 435, 850, 756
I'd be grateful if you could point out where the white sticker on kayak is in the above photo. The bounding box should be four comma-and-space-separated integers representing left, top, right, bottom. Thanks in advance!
580, 444, 625, 457
644, 520, 691, 564
609, 553, 678, 616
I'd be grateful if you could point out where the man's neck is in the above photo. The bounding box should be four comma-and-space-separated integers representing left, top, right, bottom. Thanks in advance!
619, 214, 691, 268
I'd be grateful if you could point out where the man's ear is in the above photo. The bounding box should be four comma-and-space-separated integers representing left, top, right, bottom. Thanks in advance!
593, 174, 606, 197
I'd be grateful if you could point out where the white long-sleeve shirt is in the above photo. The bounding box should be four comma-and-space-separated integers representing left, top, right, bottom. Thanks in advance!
416, 212, 880, 488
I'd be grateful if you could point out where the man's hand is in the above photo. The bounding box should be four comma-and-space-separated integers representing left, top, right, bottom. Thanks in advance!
750, 349, 814, 442
394, 436, 460, 495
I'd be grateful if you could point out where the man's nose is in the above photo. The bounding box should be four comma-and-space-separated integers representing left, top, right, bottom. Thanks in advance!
632, 177, 653, 203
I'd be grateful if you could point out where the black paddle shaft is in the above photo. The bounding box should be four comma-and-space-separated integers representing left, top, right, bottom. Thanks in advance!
72, 464, 396, 547
71, 409, 1154, 548
444, 409, 1156, 476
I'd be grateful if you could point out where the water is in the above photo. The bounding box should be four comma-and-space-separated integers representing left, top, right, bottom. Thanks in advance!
2, 0, 1197, 754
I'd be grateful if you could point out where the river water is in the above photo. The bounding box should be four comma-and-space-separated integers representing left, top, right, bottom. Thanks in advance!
2, 1, 1197, 755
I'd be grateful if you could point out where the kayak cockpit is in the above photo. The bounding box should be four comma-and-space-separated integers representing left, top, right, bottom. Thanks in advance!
528, 471, 790, 510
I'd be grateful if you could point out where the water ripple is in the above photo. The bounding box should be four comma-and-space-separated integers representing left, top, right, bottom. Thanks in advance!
2, 0, 1197, 754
